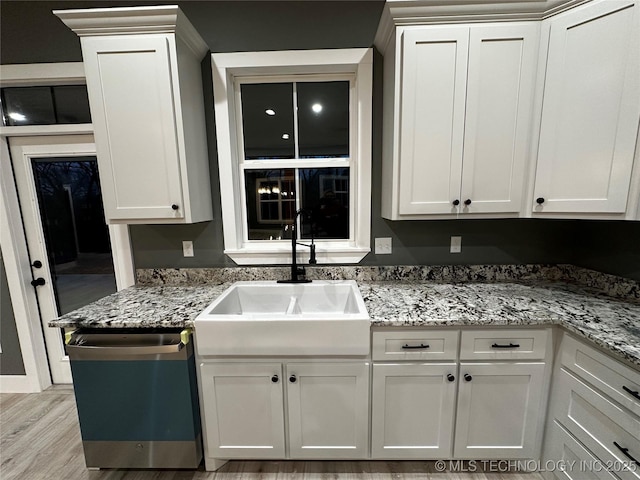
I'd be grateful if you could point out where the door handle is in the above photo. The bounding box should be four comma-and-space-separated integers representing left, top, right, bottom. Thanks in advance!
31, 277, 46, 287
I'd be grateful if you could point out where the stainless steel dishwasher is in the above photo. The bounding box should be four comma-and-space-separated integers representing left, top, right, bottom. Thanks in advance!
65, 328, 202, 469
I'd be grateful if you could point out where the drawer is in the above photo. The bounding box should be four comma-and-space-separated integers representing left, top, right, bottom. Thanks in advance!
561, 334, 640, 418
459, 329, 549, 360
372, 330, 458, 361
554, 368, 640, 480
547, 420, 619, 480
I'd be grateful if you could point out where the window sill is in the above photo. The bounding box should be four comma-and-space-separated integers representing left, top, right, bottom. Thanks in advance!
225, 244, 370, 265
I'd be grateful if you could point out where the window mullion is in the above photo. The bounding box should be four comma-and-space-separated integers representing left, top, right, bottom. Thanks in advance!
293, 81, 300, 160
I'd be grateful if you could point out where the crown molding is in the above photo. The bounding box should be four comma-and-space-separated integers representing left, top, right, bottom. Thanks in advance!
374, 0, 590, 52
53, 5, 208, 59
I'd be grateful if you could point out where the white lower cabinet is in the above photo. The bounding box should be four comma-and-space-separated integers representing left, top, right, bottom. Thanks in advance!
453, 362, 546, 459
371, 363, 457, 458
543, 333, 640, 480
199, 363, 285, 459
199, 361, 369, 464
371, 328, 551, 460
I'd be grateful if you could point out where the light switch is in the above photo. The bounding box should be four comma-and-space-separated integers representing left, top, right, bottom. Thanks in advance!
183, 241, 194, 257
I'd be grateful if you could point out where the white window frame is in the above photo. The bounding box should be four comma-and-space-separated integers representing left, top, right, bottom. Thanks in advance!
211, 49, 372, 265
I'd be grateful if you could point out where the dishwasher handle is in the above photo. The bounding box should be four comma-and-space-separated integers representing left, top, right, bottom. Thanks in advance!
65, 329, 192, 359
65, 342, 184, 357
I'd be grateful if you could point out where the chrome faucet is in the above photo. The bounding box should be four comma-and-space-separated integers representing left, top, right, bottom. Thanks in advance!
278, 209, 316, 284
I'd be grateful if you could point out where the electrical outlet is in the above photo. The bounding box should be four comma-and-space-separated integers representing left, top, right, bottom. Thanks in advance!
450, 236, 462, 254
375, 237, 392, 255
182, 241, 194, 257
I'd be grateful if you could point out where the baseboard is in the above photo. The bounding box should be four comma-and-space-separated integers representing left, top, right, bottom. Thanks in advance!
0, 374, 42, 393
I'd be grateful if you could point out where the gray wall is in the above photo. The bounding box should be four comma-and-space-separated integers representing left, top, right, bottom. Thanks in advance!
0, 251, 26, 375
2, 1, 639, 281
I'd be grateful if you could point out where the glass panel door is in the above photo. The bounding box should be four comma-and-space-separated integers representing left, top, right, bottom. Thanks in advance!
31, 157, 116, 316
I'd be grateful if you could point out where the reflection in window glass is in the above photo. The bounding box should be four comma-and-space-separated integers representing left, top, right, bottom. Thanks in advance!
241, 83, 294, 159
301, 168, 350, 239
298, 82, 349, 158
2, 87, 56, 125
245, 169, 296, 240
1, 85, 92, 126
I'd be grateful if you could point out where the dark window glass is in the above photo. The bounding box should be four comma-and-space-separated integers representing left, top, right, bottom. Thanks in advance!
301, 167, 349, 239
245, 169, 296, 240
241, 83, 294, 159
298, 82, 349, 158
1, 85, 91, 126
52, 86, 92, 124
2, 87, 56, 125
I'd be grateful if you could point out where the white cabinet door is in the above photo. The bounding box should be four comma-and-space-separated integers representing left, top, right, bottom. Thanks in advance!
199, 363, 285, 459
286, 363, 369, 459
461, 23, 538, 214
454, 363, 545, 458
398, 27, 469, 215
81, 35, 186, 221
533, 0, 640, 214
371, 363, 457, 459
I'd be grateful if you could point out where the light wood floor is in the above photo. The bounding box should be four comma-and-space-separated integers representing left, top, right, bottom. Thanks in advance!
0, 386, 544, 480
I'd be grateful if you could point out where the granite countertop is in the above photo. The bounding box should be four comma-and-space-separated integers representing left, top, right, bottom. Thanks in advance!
49, 277, 640, 368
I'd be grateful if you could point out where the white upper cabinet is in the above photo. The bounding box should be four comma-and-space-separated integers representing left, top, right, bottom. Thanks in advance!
532, 0, 640, 217
381, 22, 539, 219
54, 6, 212, 224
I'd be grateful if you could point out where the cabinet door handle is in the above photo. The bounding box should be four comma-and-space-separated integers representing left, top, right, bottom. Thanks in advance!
452, 199, 460, 206
32, 260, 43, 268
622, 385, 640, 401
464, 374, 472, 382
491, 343, 520, 349
31, 277, 46, 287
447, 374, 455, 382
614, 442, 639, 465
402, 343, 430, 350
171, 204, 179, 210
271, 375, 279, 383
464, 199, 472, 206
536, 197, 545, 205
289, 374, 297, 383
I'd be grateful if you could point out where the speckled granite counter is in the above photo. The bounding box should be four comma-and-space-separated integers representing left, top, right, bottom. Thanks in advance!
49, 265, 640, 368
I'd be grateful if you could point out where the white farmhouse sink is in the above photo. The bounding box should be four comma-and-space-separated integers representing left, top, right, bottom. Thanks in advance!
194, 280, 370, 356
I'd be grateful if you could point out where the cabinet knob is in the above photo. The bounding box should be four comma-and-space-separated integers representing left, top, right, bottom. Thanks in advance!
447, 374, 455, 382
31, 277, 46, 287
464, 199, 472, 206
464, 373, 472, 382
171, 204, 179, 210
536, 197, 545, 205
452, 199, 460, 206
31, 260, 43, 269
289, 374, 297, 383
271, 375, 279, 383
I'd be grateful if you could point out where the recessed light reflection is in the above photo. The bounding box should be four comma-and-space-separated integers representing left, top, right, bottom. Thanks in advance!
312, 103, 323, 114
8, 112, 27, 122
265, 109, 276, 116
282, 133, 290, 140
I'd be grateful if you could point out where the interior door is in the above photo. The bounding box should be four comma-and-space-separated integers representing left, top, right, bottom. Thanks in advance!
9, 135, 117, 384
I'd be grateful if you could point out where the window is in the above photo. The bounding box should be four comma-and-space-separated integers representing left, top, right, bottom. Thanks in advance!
212, 49, 372, 264
1, 85, 91, 126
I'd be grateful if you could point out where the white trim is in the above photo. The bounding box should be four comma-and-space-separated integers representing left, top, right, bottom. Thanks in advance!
108, 224, 135, 290
0, 375, 43, 393
0, 124, 94, 137
53, 6, 208, 59
212, 48, 372, 265
0, 137, 51, 393
0, 62, 86, 87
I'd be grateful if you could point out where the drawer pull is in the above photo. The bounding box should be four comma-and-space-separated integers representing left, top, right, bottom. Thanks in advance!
622, 385, 640, 401
614, 441, 639, 465
402, 343, 430, 350
491, 342, 520, 349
